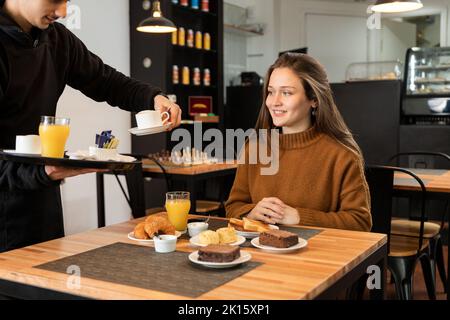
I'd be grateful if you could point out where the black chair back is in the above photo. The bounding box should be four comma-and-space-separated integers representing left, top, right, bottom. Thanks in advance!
365, 165, 428, 255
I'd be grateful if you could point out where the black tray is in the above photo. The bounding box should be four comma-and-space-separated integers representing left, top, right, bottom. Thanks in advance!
0, 150, 140, 171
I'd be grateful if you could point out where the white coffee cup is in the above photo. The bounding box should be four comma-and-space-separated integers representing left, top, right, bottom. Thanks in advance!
136, 110, 170, 129
15, 135, 41, 154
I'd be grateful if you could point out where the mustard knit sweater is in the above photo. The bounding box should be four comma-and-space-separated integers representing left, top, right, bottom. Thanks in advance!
225, 126, 372, 231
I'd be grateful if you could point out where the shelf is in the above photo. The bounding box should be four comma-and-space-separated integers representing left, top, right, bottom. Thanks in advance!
414, 65, 450, 71
172, 84, 217, 89
224, 24, 264, 37
172, 45, 217, 54
172, 4, 217, 17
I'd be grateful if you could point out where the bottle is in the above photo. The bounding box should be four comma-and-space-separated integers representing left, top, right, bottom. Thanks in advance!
201, 0, 209, 12
203, 68, 211, 86
180, 0, 188, 6
203, 32, 211, 50
172, 0, 179, 4
187, 29, 194, 47
182, 66, 190, 85
195, 31, 203, 49
178, 27, 185, 46
172, 28, 178, 45
191, 0, 199, 9
193, 68, 201, 86
173, 65, 179, 84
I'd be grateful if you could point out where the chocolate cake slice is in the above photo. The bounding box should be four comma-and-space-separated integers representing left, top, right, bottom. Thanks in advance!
259, 230, 299, 248
198, 245, 241, 263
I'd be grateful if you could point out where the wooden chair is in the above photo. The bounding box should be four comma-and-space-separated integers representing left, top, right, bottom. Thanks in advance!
365, 165, 436, 300
389, 152, 448, 293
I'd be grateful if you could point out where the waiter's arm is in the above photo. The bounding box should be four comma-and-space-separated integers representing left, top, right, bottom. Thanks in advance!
65, 28, 180, 120
0, 161, 61, 191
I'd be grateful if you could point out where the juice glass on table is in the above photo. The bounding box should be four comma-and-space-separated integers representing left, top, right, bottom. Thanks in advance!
39, 116, 70, 158
165, 191, 191, 232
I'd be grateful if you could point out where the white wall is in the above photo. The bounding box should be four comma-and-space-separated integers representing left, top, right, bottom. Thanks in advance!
57, 0, 133, 235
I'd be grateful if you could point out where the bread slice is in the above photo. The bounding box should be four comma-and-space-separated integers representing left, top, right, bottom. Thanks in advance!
243, 217, 271, 232
229, 218, 244, 227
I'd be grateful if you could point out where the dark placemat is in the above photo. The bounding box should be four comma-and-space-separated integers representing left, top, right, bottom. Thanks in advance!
193, 219, 322, 248
35, 243, 261, 298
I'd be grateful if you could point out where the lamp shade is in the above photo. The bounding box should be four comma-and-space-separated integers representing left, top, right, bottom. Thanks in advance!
137, 1, 177, 34
371, 0, 423, 13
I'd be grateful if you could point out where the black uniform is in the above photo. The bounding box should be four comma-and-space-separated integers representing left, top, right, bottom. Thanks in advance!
0, 3, 162, 252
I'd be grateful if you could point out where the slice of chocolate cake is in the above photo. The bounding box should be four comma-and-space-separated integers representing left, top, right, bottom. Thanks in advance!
198, 245, 241, 263
259, 230, 299, 248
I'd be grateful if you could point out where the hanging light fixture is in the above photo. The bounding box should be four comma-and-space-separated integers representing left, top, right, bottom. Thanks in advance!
371, 0, 423, 13
137, 0, 177, 34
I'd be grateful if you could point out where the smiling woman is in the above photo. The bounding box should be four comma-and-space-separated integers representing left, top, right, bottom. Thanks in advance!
225, 53, 372, 232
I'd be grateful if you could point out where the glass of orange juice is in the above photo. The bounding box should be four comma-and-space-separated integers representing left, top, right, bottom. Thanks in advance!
165, 191, 191, 232
39, 116, 70, 158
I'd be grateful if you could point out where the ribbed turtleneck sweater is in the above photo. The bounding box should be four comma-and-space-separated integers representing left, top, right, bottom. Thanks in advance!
225, 126, 372, 232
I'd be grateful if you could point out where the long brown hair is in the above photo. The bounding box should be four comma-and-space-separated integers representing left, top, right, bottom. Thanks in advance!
255, 53, 363, 158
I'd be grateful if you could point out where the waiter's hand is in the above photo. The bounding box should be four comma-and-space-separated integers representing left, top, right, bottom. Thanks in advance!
45, 166, 108, 181
154, 95, 182, 130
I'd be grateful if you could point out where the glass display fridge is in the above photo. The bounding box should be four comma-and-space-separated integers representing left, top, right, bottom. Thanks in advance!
402, 47, 450, 125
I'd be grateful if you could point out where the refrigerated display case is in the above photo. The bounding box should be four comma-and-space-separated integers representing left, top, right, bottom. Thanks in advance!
402, 47, 450, 125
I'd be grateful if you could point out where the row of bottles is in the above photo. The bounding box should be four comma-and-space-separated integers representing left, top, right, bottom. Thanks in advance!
172, 28, 211, 50
173, 66, 211, 86
172, 0, 210, 12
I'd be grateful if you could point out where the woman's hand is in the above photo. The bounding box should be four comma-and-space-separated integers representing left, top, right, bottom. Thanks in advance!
45, 166, 107, 181
154, 95, 182, 130
248, 197, 300, 225
247, 197, 286, 224
277, 204, 300, 225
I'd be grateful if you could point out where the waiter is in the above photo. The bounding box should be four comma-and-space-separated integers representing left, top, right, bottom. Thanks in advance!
0, 0, 182, 252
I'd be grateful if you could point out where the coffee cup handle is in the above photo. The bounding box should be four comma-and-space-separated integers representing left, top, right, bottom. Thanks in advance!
161, 112, 170, 125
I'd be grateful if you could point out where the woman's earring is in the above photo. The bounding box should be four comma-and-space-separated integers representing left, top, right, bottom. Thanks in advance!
312, 108, 317, 117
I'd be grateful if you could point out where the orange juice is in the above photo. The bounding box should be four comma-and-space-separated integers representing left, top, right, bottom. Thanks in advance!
39, 124, 70, 158
166, 199, 191, 231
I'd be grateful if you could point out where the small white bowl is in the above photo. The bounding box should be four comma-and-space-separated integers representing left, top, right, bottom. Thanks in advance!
188, 222, 209, 238
89, 146, 118, 161
153, 235, 177, 253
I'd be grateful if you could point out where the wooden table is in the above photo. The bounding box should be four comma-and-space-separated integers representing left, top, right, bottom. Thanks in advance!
0, 216, 387, 300
394, 168, 450, 300
141, 160, 238, 214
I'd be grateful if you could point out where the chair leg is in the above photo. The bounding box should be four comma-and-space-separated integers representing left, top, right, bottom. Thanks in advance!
434, 237, 448, 293
419, 254, 437, 300
388, 256, 416, 300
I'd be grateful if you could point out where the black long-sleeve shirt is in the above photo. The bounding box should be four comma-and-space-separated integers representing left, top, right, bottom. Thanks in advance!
0, 5, 162, 252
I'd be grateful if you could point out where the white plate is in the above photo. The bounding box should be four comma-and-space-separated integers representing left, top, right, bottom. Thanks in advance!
188, 250, 252, 269
236, 224, 280, 239
127, 231, 182, 243
3, 150, 41, 155
250, 237, 308, 253
128, 123, 171, 136
189, 235, 246, 247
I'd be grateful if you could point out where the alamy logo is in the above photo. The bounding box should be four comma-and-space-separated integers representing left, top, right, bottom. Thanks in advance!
367, 6, 381, 30
171, 123, 280, 176
66, 265, 81, 290
366, 265, 381, 290
60, 4, 81, 30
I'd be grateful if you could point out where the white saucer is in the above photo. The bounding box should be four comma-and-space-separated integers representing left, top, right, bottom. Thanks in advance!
127, 231, 182, 243
128, 123, 171, 136
3, 150, 41, 155
250, 237, 308, 253
236, 224, 280, 239
188, 251, 252, 269
189, 235, 246, 247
